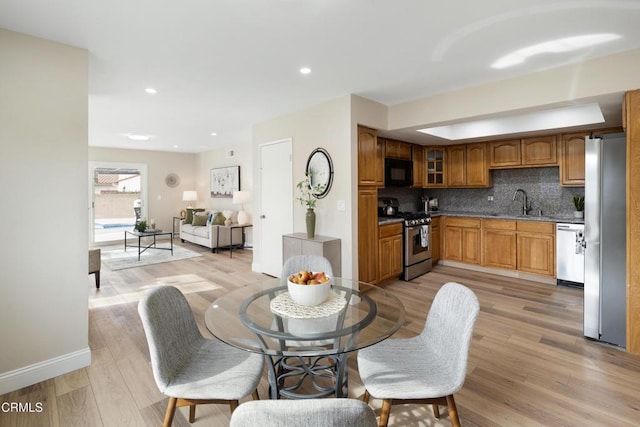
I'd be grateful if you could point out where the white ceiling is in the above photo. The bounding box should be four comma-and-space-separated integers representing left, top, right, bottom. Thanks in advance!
2, 0, 640, 153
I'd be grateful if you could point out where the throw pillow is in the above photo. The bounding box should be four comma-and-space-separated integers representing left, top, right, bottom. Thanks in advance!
192, 213, 208, 226
185, 208, 204, 224
212, 212, 226, 225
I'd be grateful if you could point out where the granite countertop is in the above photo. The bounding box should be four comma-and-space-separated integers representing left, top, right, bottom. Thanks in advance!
428, 211, 584, 224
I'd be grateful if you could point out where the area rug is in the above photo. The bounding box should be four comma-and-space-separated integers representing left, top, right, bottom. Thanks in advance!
101, 244, 202, 271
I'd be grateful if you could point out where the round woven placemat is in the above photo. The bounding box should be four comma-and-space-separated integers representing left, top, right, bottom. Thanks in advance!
270, 291, 346, 319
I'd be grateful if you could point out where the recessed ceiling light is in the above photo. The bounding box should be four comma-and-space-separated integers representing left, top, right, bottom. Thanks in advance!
173, 145, 179, 148
491, 33, 621, 69
127, 134, 150, 141
300, 67, 312, 75
417, 103, 604, 140
145, 88, 157, 94
210, 132, 217, 136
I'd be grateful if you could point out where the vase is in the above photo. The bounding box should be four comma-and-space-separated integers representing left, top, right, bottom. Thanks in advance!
306, 208, 316, 238
574, 210, 584, 219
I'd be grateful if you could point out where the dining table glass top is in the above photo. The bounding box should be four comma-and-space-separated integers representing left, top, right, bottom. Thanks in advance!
204, 277, 406, 357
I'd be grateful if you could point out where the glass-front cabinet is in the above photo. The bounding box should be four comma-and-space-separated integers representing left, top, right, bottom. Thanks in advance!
425, 147, 446, 187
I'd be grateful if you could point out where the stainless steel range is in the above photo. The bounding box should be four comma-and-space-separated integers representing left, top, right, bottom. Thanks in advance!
378, 198, 432, 280
399, 212, 432, 280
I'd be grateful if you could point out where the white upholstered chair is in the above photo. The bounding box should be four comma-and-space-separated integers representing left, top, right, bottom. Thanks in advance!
230, 398, 377, 427
282, 254, 334, 278
357, 282, 480, 427
138, 286, 264, 427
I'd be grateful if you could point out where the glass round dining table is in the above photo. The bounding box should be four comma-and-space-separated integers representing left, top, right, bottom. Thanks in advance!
204, 277, 405, 399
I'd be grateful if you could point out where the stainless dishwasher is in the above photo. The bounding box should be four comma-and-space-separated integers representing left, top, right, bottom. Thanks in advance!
556, 223, 585, 287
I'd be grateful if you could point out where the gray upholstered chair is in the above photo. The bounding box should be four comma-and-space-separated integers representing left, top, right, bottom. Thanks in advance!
88, 248, 101, 289
357, 282, 480, 427
230, 398, 377, 427
138, 286, 264, 427
282, 254, 334, 278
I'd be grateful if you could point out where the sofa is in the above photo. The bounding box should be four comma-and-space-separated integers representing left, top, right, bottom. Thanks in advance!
180, 211, 243, 253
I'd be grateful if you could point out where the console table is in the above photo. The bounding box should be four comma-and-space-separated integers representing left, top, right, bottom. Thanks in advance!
283, 233, 341, 277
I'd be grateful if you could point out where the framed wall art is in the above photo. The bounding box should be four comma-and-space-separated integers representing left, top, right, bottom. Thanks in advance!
210, 166, 240, 198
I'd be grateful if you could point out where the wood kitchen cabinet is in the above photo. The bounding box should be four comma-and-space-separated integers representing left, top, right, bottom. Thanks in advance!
385, 139, 412, 160
560, 132, 588, 186
412, 145, 425, 188
379, 222, 403, 281
375, 138, 385, 187
425, 147, 446, 187
443, 217, 481, 265
358, 187, 379, 284
521, 135, 557, 165
489, 140, 522, 168
430, 216, 441, 265
489, 136, 557, 168
516, 221, 555, 276
446, 145, 466, 187
447, 143, 489, 187
358, 126, 380, 186
482, 219, 517, 270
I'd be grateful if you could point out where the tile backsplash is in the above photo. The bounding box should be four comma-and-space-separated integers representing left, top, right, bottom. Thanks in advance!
378, 167, 584, 217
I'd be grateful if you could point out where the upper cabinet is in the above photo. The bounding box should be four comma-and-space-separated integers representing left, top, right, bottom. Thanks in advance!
425, 147, 446, 187
560, 132, 588, 186
358, 126, 382, 186
384, 139, 412, 160
447, 143, 490, 188
489, 140, 521, 167
489, 136, 557, 168
412, 145, 425, 188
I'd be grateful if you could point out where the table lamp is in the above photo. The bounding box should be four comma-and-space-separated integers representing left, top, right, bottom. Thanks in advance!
183, 190, 197, 208
233, 190, 251, 224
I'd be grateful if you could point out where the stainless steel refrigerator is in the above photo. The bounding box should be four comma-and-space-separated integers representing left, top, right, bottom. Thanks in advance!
584, 132, 626, 347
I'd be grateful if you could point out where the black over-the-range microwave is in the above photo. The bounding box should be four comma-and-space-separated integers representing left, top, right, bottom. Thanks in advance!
384, 158, 413, 187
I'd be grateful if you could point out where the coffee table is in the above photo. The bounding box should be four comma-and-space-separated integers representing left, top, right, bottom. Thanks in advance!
124, 230, 173, 261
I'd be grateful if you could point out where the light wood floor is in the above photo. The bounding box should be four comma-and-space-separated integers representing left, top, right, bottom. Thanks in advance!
3, 241, 640, 426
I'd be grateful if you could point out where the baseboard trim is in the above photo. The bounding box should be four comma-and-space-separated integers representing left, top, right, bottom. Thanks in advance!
0, 347, 91, 395
438, 260, 556, 285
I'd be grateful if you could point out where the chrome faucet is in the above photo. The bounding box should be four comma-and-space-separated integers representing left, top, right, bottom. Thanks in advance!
512, 189, 528, 215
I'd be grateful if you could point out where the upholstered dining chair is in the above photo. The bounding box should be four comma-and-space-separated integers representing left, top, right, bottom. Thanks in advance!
230, 398, 377, 427
357, 282, 480, 427
282, 254, 334, 278
88, 248, 101, 289
138, 286, 264, 427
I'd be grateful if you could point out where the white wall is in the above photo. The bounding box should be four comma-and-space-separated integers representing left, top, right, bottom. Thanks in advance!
253, 96, 353, 278
0, 29, 89, 393
196, 144, 253, 242
88, 147, 197, 234
389, 47, 640, 130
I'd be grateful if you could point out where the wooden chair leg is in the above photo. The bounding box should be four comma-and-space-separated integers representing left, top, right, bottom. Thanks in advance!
229, 400, 239, 414
446, 395, 461, 427
379, 399, 392, 427
189, 404, 196, 423
432, 403, 440, 419
252, 389, 260, 400
163, 397, 178, 427
363, 389, 371, 403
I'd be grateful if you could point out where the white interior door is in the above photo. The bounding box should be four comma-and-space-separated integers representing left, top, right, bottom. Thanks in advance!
260, 139, 293, 277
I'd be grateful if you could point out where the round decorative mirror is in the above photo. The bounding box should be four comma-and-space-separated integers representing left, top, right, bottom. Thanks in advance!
305, 147, 333, 199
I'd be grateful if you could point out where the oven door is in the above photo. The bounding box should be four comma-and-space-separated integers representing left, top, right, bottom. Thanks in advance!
404, 224, 431, 266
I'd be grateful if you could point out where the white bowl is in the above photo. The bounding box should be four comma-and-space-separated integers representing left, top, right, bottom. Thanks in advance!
287, 276, 331, 306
